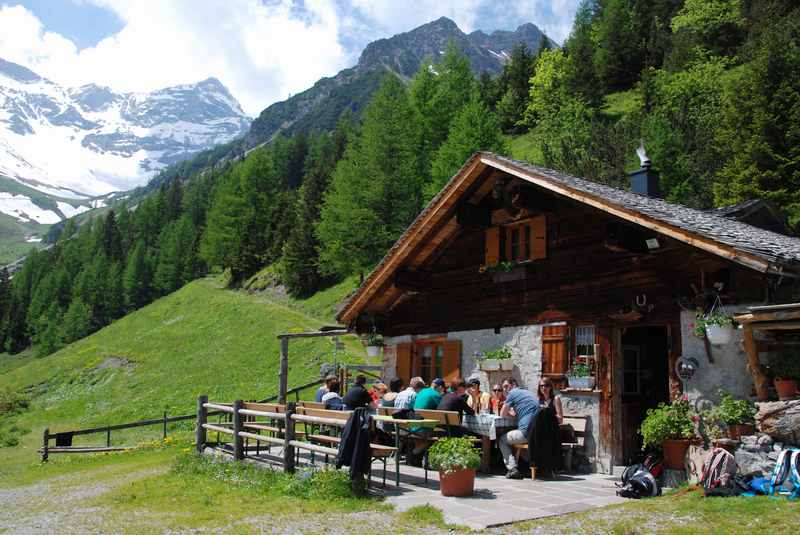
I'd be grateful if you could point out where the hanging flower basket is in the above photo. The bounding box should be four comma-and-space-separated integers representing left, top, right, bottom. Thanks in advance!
366, 345, 381, 357
705, 324, 734, 345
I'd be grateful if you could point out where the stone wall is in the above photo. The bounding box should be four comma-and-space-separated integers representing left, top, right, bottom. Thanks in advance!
679, 309, 754, 404
559, 390, 604, 472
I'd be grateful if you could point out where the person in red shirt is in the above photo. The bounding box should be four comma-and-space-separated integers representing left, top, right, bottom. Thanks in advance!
489, 383, 506, 415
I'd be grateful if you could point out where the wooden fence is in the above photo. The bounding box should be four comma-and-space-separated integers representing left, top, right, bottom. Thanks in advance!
196, 396, 343, 473
40, 378, 325, 461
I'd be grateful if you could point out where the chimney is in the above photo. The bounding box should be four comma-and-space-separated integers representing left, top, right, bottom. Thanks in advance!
630, 140, 661, 198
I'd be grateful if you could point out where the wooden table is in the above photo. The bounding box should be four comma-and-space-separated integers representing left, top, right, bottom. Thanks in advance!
461, 414, 516, 473
373, 414, 438, 486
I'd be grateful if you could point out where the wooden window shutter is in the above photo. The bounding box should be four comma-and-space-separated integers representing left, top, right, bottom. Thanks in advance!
442, 340, 462, 382
531, 215, 547, 260
485, 227, 500, 267
541, 325, 568, 389
395, 343, 412, 384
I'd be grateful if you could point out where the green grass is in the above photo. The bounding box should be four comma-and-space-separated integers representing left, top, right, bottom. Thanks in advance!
0, 276, 367, 484
601, 89, 643, 119
506, 131, 544, 164
0, 212, 44, 265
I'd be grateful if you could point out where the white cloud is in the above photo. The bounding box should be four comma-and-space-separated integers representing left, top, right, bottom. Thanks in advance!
0, 1, 349, 115
0, 1, 579, 116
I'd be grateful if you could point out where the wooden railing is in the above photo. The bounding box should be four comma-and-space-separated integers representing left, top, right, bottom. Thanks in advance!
40, 377, 325, 462
196, 396, 345, 473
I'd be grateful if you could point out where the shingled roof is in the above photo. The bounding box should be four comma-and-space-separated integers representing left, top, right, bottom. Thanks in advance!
337, 152, 800, 324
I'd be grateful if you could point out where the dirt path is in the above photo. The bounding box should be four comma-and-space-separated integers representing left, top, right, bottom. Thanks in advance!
0, 467, 166, 534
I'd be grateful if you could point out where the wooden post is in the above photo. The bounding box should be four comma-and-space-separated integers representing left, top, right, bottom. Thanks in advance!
743, 326, 769, 401
196, 394, 208, 454
233, 399, 244, 460
279, 337, 289, 404
106, 427, 111, 447
41, 428, 49, 463
284, 402, 296, 473
163, 411, 168, 440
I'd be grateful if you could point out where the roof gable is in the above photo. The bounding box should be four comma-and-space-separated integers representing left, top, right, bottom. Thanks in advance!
337, 152, 800, 324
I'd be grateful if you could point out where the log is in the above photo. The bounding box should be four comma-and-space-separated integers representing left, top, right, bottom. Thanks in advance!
238, 431, 284, 446
284, 402, 296, 473
233, 400, 244, 460
196, 395, 208, 454
203, 403, 235, 413
202, 423, 234, 435
756, 400, 800, 444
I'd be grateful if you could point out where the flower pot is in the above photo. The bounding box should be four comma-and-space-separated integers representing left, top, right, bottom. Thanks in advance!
480, 359, 501, 371
726, 423, 755, 441
662, 439, 690, 470
705, 325, 734, 346
499, 360, 514, 371
439, 468, 475, 497
775, 378, 798, 401
568, 376, 595, 390
366, 345, 381, 357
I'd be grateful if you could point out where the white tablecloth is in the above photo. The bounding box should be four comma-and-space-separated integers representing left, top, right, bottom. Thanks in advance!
461, 413, 516, 440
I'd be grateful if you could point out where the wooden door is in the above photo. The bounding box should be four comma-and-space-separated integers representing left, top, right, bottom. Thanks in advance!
541, 324, 568, 389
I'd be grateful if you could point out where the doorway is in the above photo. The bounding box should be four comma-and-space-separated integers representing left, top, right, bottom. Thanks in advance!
619, 326, 670, 462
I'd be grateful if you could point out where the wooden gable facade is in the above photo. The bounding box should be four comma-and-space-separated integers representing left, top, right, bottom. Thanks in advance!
337, 152, 800, 468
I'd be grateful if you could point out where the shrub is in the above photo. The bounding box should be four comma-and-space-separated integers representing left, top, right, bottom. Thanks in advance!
711, 391, 756, 425
640, 398, 696, 449
427, 437, 481, 474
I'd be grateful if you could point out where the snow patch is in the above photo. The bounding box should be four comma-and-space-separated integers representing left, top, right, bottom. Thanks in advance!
57, 201, 91, 218
0, 193, 60, 223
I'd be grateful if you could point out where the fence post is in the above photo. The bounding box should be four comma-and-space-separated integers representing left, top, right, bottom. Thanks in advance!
196, 394, 208, 454
284, 402, 296, 473
41, 428, 49, 463
233, 399, 244, 460
163, 411, 168, 440
106, 427, 111, 447
279, 337, 289, 404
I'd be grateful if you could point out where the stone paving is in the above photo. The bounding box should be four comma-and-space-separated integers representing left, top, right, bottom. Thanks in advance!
373, 461, 627, 530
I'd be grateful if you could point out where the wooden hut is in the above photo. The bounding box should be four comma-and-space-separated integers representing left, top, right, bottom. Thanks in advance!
337, 152, 800, 471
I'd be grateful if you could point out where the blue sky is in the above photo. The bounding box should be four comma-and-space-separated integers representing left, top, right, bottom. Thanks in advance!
0, 1, 579, 115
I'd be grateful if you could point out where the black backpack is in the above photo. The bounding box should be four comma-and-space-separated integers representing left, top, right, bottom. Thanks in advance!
616, 455, 663, 499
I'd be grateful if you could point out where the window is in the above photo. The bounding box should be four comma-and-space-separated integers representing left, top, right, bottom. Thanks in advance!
575, 325, 596, 358
405, 340, 462, 384
485, 215, 546, 267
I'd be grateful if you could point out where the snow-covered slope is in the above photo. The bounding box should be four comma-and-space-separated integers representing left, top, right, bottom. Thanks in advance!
0, 57, 250, 226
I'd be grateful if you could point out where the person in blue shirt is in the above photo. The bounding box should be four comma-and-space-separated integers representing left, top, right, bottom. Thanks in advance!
499, 377, 540, 479
315, 375, 337, 403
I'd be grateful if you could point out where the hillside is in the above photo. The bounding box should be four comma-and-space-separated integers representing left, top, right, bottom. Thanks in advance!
0, 276, 367, 478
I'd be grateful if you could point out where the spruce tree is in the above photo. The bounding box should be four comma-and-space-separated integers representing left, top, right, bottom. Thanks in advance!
317, 74, 423, 278
102, 210, 124, 263
428, 92, 506, 199
123, 240, 151, 310
60, 298, 93, 344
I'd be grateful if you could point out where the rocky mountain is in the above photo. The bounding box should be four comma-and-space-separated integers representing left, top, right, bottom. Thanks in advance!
0, 57, 250, 231
244, 17, 552, 149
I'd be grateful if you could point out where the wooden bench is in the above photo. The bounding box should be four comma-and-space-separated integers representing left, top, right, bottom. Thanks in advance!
298, 401, 325, 410
512, 415, 588, 474
294, 407, 398, 485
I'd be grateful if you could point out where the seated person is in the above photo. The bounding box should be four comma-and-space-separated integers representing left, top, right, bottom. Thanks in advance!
437, 378, 475, 437
321, 379, 344, 410
315, 374, 337, 403
370, 382, 388, 403
342, 374, 376, 410
489, 383, 506, 415
498, 377, 540, 479
394, 377, 425, 409
412, 378, 446, 410
466, 378, 491, 413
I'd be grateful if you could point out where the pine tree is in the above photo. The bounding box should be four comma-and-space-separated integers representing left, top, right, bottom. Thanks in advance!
102, 210, 124, 263
106, 262, 125, 321
317, 74, 423, 278
495, 43, 538, 133
123, 240, 151, 310
428, 92, 506, 199
60, 298, 93, 344
0, 268, 11, 350
592, 0, 643, 92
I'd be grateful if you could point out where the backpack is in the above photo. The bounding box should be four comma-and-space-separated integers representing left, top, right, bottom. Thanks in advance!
700, 448, 738, 497
616, 468, 661, 499
769, 448, 800, 499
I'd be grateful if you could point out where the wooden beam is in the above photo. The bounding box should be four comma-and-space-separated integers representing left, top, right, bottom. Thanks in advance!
277, 329, 348, 339
279, 337, 289, 405
742, 326, 770, 401
734, 310, 800, 324
746, 320, 800, 331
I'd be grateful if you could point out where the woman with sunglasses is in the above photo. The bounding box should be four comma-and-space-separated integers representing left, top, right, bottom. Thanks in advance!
537, 377, 563, 424
489, 384, 506, 415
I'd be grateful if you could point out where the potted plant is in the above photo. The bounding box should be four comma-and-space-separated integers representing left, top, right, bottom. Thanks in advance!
639, 397, 696, 470
707, 391, 756, 440
567, 362, 594, 390
427, 437, 481, 496
364, 333, 384, 357
477, 347, 513, 371
693, 311, 734, 345
769, 352, 800, 400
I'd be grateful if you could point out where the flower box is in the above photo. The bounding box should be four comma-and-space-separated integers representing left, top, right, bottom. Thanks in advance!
568, 376, 595, 390
480, 359, 501, 371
